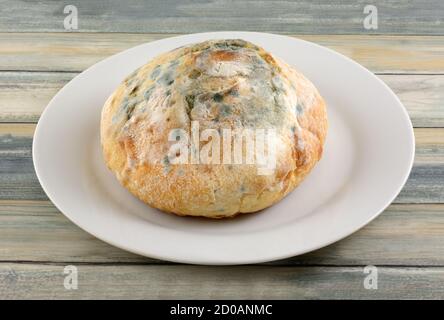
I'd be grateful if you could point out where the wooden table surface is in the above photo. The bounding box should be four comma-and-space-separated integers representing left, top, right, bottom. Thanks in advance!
1, 0, 443, 299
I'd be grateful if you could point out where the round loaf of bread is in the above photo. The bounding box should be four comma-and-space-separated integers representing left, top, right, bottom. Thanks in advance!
101, 39, 327, 218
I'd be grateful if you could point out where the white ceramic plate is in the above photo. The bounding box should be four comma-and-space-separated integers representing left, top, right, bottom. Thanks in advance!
33, 32, 414, 265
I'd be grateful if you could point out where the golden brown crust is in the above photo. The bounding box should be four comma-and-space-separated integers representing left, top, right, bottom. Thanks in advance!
101, 39, 328, 218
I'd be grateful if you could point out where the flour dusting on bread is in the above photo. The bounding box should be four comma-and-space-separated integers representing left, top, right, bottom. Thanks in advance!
101, 39, 327, 218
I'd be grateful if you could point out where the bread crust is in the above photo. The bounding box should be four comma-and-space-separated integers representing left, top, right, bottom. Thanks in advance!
101, 39, 327, 218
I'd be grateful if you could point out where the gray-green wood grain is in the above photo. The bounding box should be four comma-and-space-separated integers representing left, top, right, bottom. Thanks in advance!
1, 201, 444, 266
1, 0, 443, 34
1, 263, 444, 299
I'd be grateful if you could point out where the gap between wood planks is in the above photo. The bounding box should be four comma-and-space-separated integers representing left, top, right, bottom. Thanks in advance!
3, 261, 444, 268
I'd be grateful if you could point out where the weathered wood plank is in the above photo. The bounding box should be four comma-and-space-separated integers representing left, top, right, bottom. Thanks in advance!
0, 0, 443, 34
1, 263, 444, 299
2, 72, 443, 127
0, 125, 443, 202
0, 72, 73, 123
1, 201, 444, 266
411, 129, 444, 164
0, 125, 40, 200
1, 33, 443, 73
0, 200, 157, 264
383, 75, 444, 128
